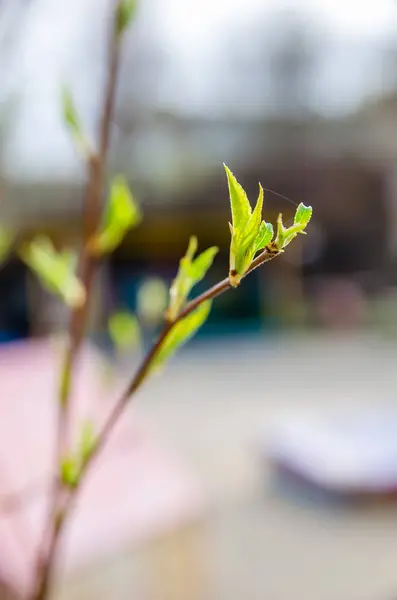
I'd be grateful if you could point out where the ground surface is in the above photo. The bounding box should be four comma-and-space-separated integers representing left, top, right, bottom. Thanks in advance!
136, 332, 397, 600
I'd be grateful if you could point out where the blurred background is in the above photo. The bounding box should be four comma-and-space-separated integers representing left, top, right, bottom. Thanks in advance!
2, 0, 397, 598
3, 0, 397, 338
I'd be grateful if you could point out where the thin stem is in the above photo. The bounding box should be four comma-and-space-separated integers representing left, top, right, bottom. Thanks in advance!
91, 246, 279, 459
25, 247, 281, 583
178, 246, 279, 320
0, 254, 277, 519
29, 9, 122, 600
29, 231, 279, 600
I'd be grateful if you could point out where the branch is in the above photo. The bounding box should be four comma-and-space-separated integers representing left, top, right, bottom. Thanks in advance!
75, 246, 281, 486
25, 245, 281, 600
29, 8, 122, 600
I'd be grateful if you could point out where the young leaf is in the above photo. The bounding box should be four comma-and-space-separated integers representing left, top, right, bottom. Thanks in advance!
185, 235, 198, 262
226, 172, 272, 287
154, 300, 212, 370
167, 237, 218, 321
191, 246, 219, 284
136, 277, 168, 324
253, 221, 274, 254
61, 87, 91, 158
108, 311, 141, 351
20, 237, 85, 308
88, 175, 141, 256
244, 184, 264, 245
60, 455, 81, 488
224, 164, 251, 231
62, 88, 80, 135
294, 203, 313, 228
274, 203, 313, 251
61, 422, 97, 486
115, 0, 137, 36
0, 226, 14, 266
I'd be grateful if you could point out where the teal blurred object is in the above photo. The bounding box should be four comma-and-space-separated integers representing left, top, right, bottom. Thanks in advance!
110, 263, 281, 338
0, 331, 24, 344
196, 318, 275, 339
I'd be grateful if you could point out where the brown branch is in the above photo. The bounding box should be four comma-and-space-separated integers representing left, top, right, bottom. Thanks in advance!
29, 8, 122, 600
23, 246, 282, 600
85, 246, 280, 466
26, 2, 282, 592
24, 238, 280, 600
27, 248, 281, 557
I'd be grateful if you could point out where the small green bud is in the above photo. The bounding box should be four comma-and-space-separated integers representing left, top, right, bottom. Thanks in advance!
294, 203, 312, 228
88, 175, 141, 256
115, 0, 137, 36
274, 203, 313, 251
20, 237, 85, 308
60, 455, 81, 489
108, 311, 141, 352
136, 277, 168, 324
167, 237, 218, 321
61, 87, 92, 158
225, 165, 273, 286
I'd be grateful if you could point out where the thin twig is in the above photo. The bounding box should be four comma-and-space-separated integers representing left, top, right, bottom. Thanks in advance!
83, 246, 280, 467
29, 8, 122, 600
24, 247, 281, 579
27, 3, 283, 593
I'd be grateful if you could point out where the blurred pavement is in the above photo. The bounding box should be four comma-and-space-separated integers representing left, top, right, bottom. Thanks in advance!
136, 332, 397, 600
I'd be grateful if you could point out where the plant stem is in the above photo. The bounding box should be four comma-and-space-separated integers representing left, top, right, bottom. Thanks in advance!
29, 10, 122, 600
27, 2, 281, 589
87, 245, 280, 462
0, 252, 278, 520
27, 246, 280, 600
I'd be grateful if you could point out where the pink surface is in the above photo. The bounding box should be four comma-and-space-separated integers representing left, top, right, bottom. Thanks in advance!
0, 339, 203, 598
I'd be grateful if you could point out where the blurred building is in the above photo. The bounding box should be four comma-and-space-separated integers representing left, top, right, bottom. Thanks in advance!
0, 0, 396, 338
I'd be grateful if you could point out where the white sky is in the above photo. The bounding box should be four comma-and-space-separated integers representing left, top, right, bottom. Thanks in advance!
160, 0, 395, 41
1, 0, 396, 180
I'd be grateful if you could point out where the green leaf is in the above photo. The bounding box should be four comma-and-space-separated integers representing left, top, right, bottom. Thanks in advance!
244, 184, 264, 245
20, 237, 85, 308
294, 203, 313, 228
185, 235, 198, 262
89, 175, 141, 256
154, 301, 212, 370
136, 277, 168, 324
224, 164, 251, 231
226, 174, 270, 287
253, 221, 274, 254
61, 87, 91, 158
274, 203, 313, 250
115, 0, 137, 36
108, 311, 141, 351
61, 422, 97, 486
191, 246, 219, 283
62, 88, 80, 134
167, 237, 218, 321
0, 226, 14, 266
60, 455, 81, 488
